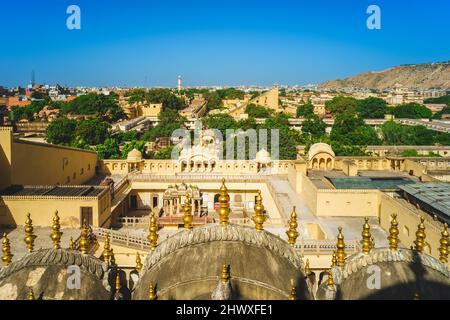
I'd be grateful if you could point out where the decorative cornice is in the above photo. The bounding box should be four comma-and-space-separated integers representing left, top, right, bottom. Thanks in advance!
142, 224, 305, 273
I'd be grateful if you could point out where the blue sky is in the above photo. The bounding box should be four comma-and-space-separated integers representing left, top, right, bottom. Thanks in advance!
0, 0, 449, 87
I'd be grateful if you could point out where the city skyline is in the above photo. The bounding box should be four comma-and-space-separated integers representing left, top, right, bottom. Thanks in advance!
1, 0, 450, 87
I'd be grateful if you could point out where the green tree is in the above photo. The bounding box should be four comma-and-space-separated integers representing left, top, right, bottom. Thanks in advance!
325, 96, 358, 115
45, 118, 77, 145
204, 114, 237, 138
61, 93, 124, 121
296, 102, 315, 118
245, 104, 271, 118
95, 138, 120, 160
392, 103, 432, 119
330, 112, 381, 155
357, 97, 387, 118
153, 146, 174, 159
74, 119, 110, 145
301, 115, 326, 137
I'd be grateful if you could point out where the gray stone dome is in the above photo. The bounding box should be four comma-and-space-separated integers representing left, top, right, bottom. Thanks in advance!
133, 224, 312, 300
0, 249, 112, 300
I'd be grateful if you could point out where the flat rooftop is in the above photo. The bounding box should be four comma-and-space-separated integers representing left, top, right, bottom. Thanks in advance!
308, 170, 418, 190
399, 183, 450, 219
1, 185, 106, 197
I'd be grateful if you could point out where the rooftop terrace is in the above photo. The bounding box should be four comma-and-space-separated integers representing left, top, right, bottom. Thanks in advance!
0, 185, 106, 198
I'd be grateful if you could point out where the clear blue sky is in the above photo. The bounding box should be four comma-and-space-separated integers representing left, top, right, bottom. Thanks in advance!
0, 0, 449, 87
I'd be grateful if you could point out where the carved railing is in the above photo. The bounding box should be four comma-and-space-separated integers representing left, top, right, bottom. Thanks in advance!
92, 226, 360, 255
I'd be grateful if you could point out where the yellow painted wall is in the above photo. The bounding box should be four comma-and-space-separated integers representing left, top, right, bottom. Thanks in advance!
11, 140, 98, 186
0, 127, 13, 190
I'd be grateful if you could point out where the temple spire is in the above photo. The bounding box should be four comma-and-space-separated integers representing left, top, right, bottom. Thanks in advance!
102, 234, 112, 263
136, 252, 143, 272
331, 251, 338, 267
252, 191, 266, 231
2, 233, 13, 267
50, 211, 62, 249
28, 288, 35, 300
79, 220, 90, 254
148, 283, 157, 300
289, 285, 297, 300
439, 223, 449, 263
148, 212, 159, 251
361, 217, 372, 254
221, 264, 230, 284
336, 227, 346, 266
388, 214, 399, 251
183, 194, 193, 229
327, 269, 335, 288
286, 206, 299, 246
24, 213, 36, 253
218, 179, 230, 226
305, 258, 312, 278
69, 237, 75, 250
414, 217, 426, 253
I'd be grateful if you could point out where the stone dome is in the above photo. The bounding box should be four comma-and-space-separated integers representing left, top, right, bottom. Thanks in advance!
307, 143, 335, 161
133, 224, 312, 300
317, 248, 450, 300
255, 149, 271, 164
0, 249, 112, 300
126, 148, 143, 162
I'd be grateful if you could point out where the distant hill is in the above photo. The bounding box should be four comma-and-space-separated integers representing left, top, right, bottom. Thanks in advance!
319, 62, 450, 90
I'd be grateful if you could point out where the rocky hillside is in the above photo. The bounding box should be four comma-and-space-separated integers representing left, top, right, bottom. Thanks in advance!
319, 62, 450, 90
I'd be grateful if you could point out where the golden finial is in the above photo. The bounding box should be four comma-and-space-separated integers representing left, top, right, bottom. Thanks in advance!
115, 273, 121, 291
286, 206, 299, 246
414, 217, 426, 253
217, 178, 230, 226
69, 237, 75, 250
78, 220, 90, 254
28, 288, 35, 300
439, 223, 449, 263
252, 191, 266, 231
221, 264, 230, 283
136, 252, 143, 272
183, 195, 193, 229
101, 233, 112, 263
148, 283, 157, 300
50, 211, 62, 249
331, 251, 338, 267
289, 285, 297, 300
327, 269, 335, 288
305, 258, 312, 278
361, 217, 372, 254
24, 213, 36, 253
388, 214, 399, 251
2, 233, 13, 267
336, 227, 346, 266
148, 212, 159, 251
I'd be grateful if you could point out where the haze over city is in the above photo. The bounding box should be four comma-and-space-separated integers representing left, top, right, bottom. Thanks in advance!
1, 0, 450, 87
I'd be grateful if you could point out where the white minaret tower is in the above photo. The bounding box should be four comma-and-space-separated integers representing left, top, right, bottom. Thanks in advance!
177, 75, 182, 92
